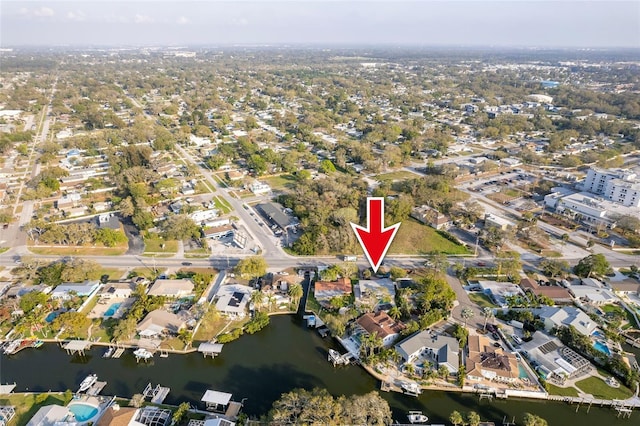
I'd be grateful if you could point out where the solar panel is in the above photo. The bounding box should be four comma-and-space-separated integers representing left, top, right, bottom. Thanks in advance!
539, 341, 558, 354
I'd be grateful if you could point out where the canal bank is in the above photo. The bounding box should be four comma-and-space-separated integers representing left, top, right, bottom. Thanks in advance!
1, 315, 636, 424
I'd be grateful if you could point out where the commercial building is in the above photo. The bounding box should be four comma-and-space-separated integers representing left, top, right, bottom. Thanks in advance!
581, 167, 640, 207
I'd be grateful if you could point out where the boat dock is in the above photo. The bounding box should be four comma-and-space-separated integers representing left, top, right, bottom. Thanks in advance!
112, 347, 126, 358
63, 340, 93, 356
328, 349, 354, 366
198, 342, 224, 358
143, 383, 171, 404
86, 381, 107, 396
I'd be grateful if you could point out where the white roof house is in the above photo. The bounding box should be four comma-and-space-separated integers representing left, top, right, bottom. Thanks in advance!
537, 306, 598, 336
26, 405, 70, 426
50, 281, 101, 300
214, 284, 253, 318
100, 282, 134, 299
147, 279, 194, 298
248, 180, 271, 195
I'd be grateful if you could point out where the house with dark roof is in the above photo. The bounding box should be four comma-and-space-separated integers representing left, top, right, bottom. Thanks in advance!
519, 277, 573, 303
136, 309, 186, 337
395, 330, 459, 374
214, 284, 253, 318
354, 311, 404, 347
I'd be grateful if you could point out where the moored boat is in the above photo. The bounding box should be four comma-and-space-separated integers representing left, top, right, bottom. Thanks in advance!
3, 339, 22, 355
400, 381, 422, 396
407, 411, 429, 424
78, 373, 98, 392
133, 348, 154, 359
103, 347, 115, 358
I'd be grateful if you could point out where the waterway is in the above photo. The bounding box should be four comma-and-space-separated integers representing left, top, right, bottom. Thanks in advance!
1, 316, 636, 424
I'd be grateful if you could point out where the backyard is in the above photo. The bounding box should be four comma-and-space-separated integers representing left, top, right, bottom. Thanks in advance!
0, 392, 72, 426
575, 376, 634, 400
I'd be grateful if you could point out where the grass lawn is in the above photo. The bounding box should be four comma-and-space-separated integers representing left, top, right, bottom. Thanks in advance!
388, 218, 469, 255
374, 170, 419, 182
0, 392, 73, 426
143, 237, 178, 254
212, 195, 232, 214
547, 383, 579, 397
468, 292, 497, 309
129, 268, 158, 280
29, 246, 127, 256
99, 268, 125, 280
575, 376, 633, 400
0, 248, 9, 254
263, 174, 297, 190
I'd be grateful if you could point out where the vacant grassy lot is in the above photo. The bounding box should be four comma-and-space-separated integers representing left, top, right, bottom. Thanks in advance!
547, 383, 579, 397
388, 218, 469, 255
0, 392, 72, 426
468, 292, 497, 309
575, 376, 633, 400
29, 245, 127, 256
143, 237, 178, 254
374, 170, 419, 183
263, 173, 297, 190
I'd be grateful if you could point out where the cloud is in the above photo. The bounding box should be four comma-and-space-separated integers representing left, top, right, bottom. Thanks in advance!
231, 17, 249, 26
176, 16, 190, 25
33, 7, 55, 17
134, 14, 155, 24
67, 11, 86, 22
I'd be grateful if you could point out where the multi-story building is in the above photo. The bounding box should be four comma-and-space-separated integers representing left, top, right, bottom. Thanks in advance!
582, 167, 640, 207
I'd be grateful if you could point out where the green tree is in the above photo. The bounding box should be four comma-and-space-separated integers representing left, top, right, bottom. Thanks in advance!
19, 291, 48, 313
235, 256, 267, 279
482, 307, 494, 331
319, 159, 337, 174
466, 411, 481, 426
523, 412, 548, 426
94, 228, 128, 247
461, 307, 474, 327
171, 402, 190, 425
159, 214, 200, 240
449, 410, 464, 426
52, 312, 91, 338
288, 283, 303, 308
540, 258, 570, 278
573, 254, 611, 278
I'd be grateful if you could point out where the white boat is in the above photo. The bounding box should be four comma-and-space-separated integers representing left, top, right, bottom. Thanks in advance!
401, 381, 422, 396
78, 374, 98, 392
103, 347, 114, 358
407, 411, 429, 424
134, 348, 154, 359
3, 339, 21, 355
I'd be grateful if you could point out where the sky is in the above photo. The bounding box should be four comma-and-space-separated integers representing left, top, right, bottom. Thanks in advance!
1, 0, 639, 48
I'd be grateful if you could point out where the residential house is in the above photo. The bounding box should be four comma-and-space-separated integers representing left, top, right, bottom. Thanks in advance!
536, 306, 598, 336
395, 331, 460, 374
519, 278, 573, 304
610, 280, 640, 296
26, 405, 70, 426
248, 180, 271, 195
410, 205, 452, 230
255, 202, 297, 230
190, 209, 219, 224
354, 311, 404, 348
214, 284, 253, 318
50, 281, 101, 300
96, 405, 138, 426
147, 278, 194, 298
136, 309, 186, 337
100, 282, 134, 299
476, 280, 525, 308
55, 193, 82, 209
466, 335, 518, 383
314, 277, 352, 307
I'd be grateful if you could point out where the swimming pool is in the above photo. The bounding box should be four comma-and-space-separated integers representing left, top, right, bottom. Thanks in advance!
45, 311, 59, 323
67, 402, 99, 422
518, 364, 529, 379
593, 340, 611, 356
103, 302, 122, 317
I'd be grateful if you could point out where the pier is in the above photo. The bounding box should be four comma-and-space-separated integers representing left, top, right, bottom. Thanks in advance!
86, 381, 107, 396
328, 349, 354, 366
62, 340, 92, 356
143, 383, 171, 404
198, 342, 224, 358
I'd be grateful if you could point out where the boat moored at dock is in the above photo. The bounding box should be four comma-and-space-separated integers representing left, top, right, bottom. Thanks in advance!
78, 374, 98, 392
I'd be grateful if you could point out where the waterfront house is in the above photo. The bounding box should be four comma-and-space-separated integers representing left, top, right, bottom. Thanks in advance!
535, 306, 598, 337
96, 405, 138, 426
136, 309, 186, 337
214, 284, 253, 318
465, 335, 518, 383
147, 278, 194, 298
314, 277, 352, 308
25, 405, 70, 426
354, 311, 404, 348
395, 331, 459, 374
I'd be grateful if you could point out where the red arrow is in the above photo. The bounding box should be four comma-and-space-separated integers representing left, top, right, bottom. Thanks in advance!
350, 197, 401, 273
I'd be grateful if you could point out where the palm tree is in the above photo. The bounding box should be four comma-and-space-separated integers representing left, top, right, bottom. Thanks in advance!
250, 290, 264, 312
449, 411, 463, 426
461, 307, 474, 327
388, 306, 401, 320
288, 283, 303, 308
482, 307, 494, 331
438, 365, 450, 380
467, 411, 481, 426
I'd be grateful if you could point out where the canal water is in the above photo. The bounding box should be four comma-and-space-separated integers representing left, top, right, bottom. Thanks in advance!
1, 316, 635, 424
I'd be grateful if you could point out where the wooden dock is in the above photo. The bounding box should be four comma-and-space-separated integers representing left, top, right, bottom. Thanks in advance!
112, 347, 125, 358
143, 383, 171, 404
87, 381, 107, 396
